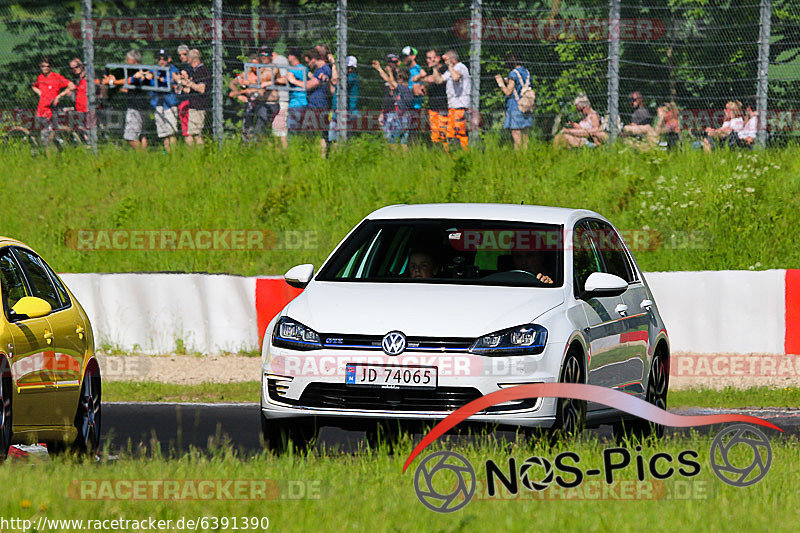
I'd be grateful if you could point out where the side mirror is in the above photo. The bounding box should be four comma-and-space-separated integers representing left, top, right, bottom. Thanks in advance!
284, 264, 314, 289
10, 296, 52, 320
583, 272, 628, 298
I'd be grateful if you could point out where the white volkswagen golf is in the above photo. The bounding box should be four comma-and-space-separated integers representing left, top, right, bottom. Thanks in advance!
260, 204, 669, 448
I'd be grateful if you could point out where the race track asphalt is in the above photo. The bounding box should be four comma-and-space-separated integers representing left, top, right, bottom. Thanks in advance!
102, 403, 800, 456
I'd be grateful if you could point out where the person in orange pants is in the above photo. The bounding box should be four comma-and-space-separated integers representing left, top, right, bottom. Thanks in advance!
422, 49, 449, 147
446, 108, 468, 150
431, 50, 471, 151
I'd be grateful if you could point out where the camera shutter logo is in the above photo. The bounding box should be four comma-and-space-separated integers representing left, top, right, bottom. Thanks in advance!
382, 331, 407, 356
413, 451, 476, 513
520, 456, 554, 491
710, 424, 772, 487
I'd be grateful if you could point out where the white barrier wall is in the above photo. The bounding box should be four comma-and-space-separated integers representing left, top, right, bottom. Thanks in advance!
61, 271, 790, 355
62, 274, 258, 354
644, 270, 785, 354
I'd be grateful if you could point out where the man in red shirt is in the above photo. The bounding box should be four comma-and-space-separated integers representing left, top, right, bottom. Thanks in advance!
68, 58, 91, 139
32, 57, 74, 146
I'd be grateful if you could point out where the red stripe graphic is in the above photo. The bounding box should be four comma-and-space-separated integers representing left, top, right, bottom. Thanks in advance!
402, 383, 783, 473
255, 278, 303, 347
619, 330, 650, 344
785, 269, 800, 354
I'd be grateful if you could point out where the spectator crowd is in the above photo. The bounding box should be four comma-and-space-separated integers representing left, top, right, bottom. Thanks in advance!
28, 44, 761, 154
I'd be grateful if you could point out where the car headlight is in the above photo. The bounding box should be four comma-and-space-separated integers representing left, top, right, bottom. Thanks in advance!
469, 324, 547, 356
272, 316, 322, 351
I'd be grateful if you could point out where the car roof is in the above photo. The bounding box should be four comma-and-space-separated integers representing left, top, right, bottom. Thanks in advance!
0, 236, 30, 249
366, 203, 607, 226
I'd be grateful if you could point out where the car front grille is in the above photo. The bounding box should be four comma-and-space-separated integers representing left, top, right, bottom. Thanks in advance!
319, 334, 473, 352
267, 380, 538, 413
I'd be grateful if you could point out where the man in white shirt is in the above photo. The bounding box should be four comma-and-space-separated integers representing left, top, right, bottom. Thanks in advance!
431, 50, 470, 150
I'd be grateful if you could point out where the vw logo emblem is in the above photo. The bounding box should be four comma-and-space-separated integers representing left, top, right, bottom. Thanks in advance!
382, 331, 407, 355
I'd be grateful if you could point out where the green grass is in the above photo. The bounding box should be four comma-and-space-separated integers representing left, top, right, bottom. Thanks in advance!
1, 434, 797, 531
104, 381, 258, 403
103, 381, 800, 408
2, 138, 799, 275
669, 386, 800, 409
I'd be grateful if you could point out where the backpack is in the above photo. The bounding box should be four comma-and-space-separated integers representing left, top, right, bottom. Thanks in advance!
512, 68, 536, 113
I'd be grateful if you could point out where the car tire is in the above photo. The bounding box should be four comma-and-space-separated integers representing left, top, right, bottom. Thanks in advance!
0, 371, 12, 461
613, 348, 669, 442
72, 369, 102, 454
261, 414, 314, 454
549, 349, 586, 440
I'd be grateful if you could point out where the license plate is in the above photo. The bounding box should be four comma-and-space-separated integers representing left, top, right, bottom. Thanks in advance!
345, 364, 437, 389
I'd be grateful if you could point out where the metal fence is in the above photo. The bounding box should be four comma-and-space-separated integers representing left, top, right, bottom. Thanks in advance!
1, 0, 798, 150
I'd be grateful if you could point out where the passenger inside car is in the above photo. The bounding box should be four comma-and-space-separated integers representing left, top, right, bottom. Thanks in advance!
408, 248, 440, 279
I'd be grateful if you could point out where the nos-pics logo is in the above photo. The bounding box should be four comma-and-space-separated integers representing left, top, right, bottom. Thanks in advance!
413, 424, 772, 512
413, 451, 476, 513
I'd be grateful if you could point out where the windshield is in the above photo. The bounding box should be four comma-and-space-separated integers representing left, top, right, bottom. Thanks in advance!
316, 219, 564, 287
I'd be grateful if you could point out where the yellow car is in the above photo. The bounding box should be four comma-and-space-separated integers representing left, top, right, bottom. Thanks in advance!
0, 237, 100, 458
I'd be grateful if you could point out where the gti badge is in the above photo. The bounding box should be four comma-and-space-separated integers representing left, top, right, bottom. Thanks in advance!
382, 331, 407, 356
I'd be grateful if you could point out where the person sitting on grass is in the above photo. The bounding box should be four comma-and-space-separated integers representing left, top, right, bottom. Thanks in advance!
623, 102, 681, 150
701, 100, 744, 152
553, 93, 605, 149
735, 105, 758, 148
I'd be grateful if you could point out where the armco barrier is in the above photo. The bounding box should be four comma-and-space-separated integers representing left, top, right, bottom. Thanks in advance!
61, 270, 798, 356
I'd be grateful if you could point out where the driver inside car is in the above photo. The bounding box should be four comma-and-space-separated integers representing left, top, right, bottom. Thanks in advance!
511, 250, 554, 284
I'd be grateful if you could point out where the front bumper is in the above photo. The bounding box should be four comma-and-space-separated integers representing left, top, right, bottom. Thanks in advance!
260, 341, 567, 428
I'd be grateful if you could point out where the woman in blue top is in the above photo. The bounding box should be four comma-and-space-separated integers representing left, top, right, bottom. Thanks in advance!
495, 53, 533, 150
285, 48, 308, 135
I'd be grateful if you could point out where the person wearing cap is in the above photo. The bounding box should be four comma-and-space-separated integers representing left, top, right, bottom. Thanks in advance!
255, 46, 282, 140
431, 49, 471, 150
148, 49, 180, 151
328, 55, 360, 145
401, 46, 426, 112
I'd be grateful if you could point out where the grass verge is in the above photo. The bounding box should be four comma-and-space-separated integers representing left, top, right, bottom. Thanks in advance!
0, 434, 796, 531
103, 381, 800, 408
3, 138, 798, 275
104, 381, 258, 403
